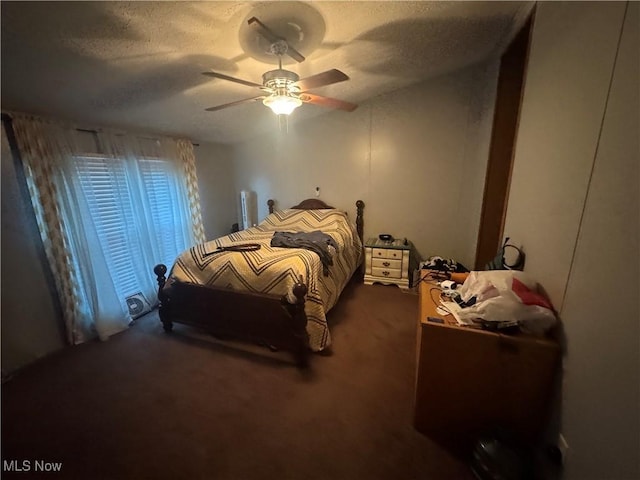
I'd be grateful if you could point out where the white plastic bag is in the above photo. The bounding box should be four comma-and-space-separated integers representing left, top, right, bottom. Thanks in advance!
456, 271, 556, 335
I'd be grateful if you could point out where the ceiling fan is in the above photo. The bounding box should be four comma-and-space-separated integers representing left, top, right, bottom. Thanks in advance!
203, 16, 357, 116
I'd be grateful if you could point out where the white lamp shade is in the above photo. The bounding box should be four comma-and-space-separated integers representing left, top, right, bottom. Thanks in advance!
263, 94, 302, 115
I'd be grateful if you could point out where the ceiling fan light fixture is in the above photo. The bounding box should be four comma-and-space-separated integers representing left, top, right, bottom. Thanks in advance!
263, 93, 302, 115
202, 18, 357, 116
261, 69, 302, 115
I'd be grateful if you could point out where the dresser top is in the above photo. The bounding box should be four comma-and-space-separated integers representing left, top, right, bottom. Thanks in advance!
365, 237, 411, 250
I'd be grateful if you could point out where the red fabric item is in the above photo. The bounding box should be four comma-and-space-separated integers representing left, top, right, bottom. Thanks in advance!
512, 277, 553, 310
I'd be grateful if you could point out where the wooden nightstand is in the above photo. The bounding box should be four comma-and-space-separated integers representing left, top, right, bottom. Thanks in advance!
363, 237, 412, 289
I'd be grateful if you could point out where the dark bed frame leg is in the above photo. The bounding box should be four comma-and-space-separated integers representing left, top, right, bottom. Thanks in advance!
356, 200, 365, 279
284, 276, 310, 368
153, 264, 173, 333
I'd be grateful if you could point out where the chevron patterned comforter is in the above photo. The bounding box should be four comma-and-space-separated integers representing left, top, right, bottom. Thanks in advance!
168, 208, 363, 351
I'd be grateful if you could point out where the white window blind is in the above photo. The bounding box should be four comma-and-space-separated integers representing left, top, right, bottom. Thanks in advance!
138, 158, 184, 268
73, 154, 185, 299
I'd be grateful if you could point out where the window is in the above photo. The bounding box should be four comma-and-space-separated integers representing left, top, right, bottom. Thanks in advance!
73, 154, 190, 306
138, 158, 187, 269
9, 114, 201, 343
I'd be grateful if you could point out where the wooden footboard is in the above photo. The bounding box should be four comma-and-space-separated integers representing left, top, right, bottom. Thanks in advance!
153, 265, 310, 367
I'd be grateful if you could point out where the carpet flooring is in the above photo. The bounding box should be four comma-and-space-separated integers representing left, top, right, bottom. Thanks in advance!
1, 281, 476, 480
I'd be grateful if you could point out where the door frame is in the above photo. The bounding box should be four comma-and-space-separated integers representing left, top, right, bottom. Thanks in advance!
474, 12, 535, 270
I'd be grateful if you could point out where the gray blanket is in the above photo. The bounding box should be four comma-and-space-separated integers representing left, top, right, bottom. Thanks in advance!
271, 231, 338, 276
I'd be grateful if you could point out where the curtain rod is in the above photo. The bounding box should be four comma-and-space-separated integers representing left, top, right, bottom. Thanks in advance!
75, 128, 200, 146
1, 111, 199, 146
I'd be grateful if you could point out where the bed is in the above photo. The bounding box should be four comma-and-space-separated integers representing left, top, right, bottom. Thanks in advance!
153, 198, 365, 366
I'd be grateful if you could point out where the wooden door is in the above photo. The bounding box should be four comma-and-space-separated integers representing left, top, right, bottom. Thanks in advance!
474, 15, 534, 270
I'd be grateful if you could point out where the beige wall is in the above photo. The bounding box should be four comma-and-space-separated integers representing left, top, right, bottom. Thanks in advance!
504, 2, 638, 478
1, 124, 66, 374
455, 61, 500, 266
194, 141, 237, 240
232, 61, 499, 268
504, 2, 626, 310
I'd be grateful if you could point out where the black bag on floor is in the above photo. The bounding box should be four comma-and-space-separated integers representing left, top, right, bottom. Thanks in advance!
470, 430, 534, 480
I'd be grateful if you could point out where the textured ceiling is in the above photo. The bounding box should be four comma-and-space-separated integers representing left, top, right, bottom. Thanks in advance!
1, 1, 526, 144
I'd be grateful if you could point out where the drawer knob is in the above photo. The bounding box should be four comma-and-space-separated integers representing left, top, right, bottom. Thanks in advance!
382, 271, 390, 276
383, 261, 390, 267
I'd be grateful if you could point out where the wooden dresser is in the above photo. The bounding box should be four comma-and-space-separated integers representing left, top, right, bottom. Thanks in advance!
414, 271, 560, 447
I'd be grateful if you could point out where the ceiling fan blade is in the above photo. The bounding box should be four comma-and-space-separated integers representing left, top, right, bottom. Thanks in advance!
202, 71, 262, 89
300, 93, 358, 112
247, 16, 306, 63
205, 96, 266, 112
294, 69, 350, 92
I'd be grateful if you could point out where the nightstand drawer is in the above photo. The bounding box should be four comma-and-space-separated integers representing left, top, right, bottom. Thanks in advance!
386, 249, 403, 260
371, 248, 391, 259
371, 248, 404, 260
372, 258, 402, 269
371, 266, 402, 279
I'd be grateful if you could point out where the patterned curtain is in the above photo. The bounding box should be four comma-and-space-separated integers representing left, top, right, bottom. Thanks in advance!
10, 113, 204, 344
176, 138, 205, 244
12, 116, 86, 344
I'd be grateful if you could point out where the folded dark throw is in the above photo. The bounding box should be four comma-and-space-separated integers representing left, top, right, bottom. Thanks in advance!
271, 231, 338, 276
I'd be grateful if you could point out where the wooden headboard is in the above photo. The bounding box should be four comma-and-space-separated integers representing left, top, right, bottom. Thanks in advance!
291, 198, 334, 210
267, 198, 365, 244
